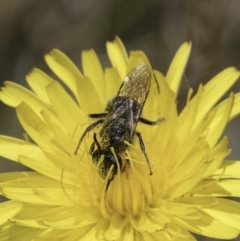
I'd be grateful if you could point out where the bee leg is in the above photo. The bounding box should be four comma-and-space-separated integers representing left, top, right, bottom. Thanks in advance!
74, 119, 104, 154
139, 116, 165, 125
89, 113, 108, 118
135, 131, 153, 175
90, 133, 101, 155
89, 142, 95, 155
93, 133, 101, 151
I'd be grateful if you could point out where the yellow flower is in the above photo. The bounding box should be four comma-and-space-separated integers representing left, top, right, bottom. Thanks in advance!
0, 37, 240, 241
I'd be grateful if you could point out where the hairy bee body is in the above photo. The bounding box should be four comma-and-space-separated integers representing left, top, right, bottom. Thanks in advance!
75, 63, 163, 189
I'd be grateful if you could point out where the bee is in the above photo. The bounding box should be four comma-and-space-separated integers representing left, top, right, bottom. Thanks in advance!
75, 63, 164, 189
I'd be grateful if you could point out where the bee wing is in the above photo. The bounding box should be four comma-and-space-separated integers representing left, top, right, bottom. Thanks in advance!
101, 63, 151, 136
102, 98, 134, 132
118, 63, 151, 107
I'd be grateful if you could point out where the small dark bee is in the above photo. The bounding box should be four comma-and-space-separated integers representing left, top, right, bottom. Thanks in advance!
75, 63, 163, 189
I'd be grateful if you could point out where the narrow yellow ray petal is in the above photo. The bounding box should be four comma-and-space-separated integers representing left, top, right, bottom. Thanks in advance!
0, 136, 73, 184
11, 205, 100, 229
205, 93, 234, 147
41, 209, 101, 229
41, 110, 72, 155
0, 81, 54, 116
196, 67, 240, 122
45, 49, 82, 100
151, 70, 178, 121
193, 179, 240, 197
169, 143, 209, 186
229, 92, 240, 120
26, 68, 53, 105
210, 160, 240, 179
18, 155, 74, 185
81, 49, 105, 103
0, 224, 44, 241
203, 137, 229, 178
142, 232, 163, 241
144, 71, 178, 151
46, 81, 82, 135
104, 67, 121, 101
60, 222, 103, 241
0, 136, 36, 161
0, 185, 51, 205
0, 201, 22, 225
76, 75, 104, 113
0, 181, 73, 206
173, 212, 239, 239
151, 223, 196, 241
37, 229, 72, 240
166, 42, 192, 95
177, 85, 203, 144
167, 149, 210, 199
202, 198, 240, 231
14, 205, 99, 231
106, 36, 128, 79
128, 50, 151, 72
16, 102, 56, 149
43, 149, 74, 172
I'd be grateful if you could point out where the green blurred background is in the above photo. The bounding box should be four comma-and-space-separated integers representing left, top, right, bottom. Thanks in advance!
0, 1, 240, 240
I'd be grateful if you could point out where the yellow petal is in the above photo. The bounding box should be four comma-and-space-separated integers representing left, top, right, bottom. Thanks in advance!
0, 201, 22, 225
166, 42, 192, 95
106, 36, 128, 79
202, 198, 240, 231
167, 145, 210, 199
76, 75, 104, 113
230, 92, 240, 120
0, 81, 53, 116
0, 136, 73, 184
0, 173, 73, 205
104, 67, 121, 100
173, 212, 239, 239
36, 229, 73, 240
0, 224, 43, 241
16, 102, 54, 148
196, 67, 240, 122
193, 179, 240, 197
118, 225, 134, 241
40, 110, 72, 155
128, 50, 151, 72
26, 68, 53, 105
12, 205, 100, 229
177, 85, 203, 144
45, 49, 82, 100
46, 81, 82, 135
203, 137, 229, 178
81, 49, 105, 103
205, 93, 234, 147
211, 160, 240, 179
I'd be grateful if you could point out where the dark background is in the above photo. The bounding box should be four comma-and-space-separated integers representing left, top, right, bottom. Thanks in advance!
0, 1, 240, 240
